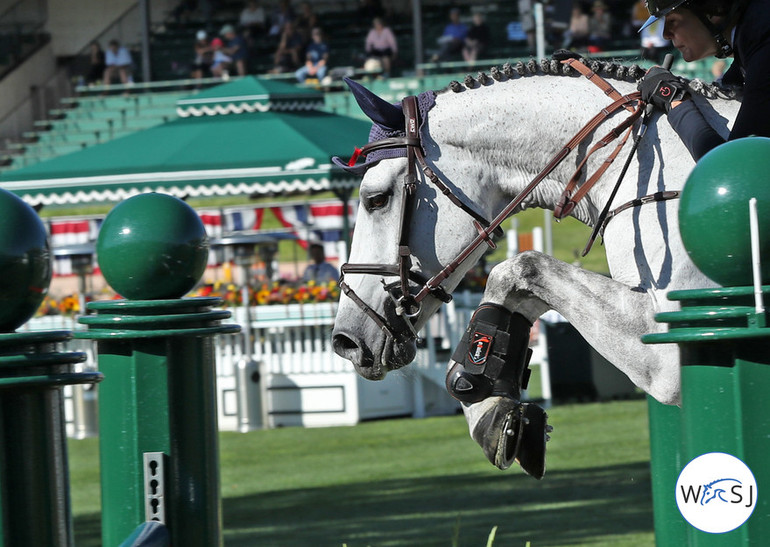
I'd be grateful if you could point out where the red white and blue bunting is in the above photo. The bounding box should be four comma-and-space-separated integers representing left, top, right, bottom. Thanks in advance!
47, 199, 357, 275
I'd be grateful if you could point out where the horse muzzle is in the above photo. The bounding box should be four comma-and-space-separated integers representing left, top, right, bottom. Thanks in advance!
333, 273, 425, 379
331, 325, 417, 380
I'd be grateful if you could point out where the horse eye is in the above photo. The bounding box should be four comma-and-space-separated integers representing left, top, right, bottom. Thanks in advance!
365, 192, 390, 211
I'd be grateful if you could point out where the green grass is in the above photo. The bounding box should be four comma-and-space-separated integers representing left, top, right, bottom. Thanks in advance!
69, 399, 652, 546
489, 209, 609, 275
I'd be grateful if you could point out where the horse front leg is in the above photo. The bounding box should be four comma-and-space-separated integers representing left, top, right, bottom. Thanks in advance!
453, 251, 681, 477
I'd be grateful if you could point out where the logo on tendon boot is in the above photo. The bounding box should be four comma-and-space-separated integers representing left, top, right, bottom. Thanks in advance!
468, 332, 493, 365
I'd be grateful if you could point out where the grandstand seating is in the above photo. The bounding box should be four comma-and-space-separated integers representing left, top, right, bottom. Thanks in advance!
5, 91, 187, 171
0, 0, 723, 174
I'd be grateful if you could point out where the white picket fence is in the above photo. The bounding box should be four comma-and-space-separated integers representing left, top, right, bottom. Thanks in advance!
23, 295, 552, 436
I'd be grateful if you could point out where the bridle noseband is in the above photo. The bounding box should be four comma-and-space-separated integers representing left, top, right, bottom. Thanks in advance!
339, 58, 679, 344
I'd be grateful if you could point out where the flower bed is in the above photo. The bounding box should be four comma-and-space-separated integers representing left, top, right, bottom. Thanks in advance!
35, 279, 342, 318
190, 280, 340, 307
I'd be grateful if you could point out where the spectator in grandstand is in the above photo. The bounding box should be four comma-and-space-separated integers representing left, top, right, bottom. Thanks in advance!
462, 11, 491, 63
191, 30, 213, 80
295, 27, 329, 83
637, 0, 770, 161
563, 3, 590, 49
171, 0, 197, 24
432, 8, 469, 62
221, 24, 249, 76
240, 0, 267, 38
103, 40, 133, 88
295, 2, 319, 45
209, 37, 232, 78
270, 20, 305, 73
364, 17, 397, 77
631, 0, 670, 62
357, 0, 385, 26
588, 0, 613, 52
268, 0, 296, 38
302, 243, 339, 283
85, 41, 105, 85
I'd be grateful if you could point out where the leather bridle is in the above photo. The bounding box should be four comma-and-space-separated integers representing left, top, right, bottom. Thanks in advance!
338, 58, 673, 343
339, 95, 504, 342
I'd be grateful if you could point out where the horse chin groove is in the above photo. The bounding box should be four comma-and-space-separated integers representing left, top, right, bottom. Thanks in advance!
381, 337, 417, 372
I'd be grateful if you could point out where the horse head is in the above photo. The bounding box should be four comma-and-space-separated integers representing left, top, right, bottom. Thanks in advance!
701, 478, 740, 505
331, 79, 494, 380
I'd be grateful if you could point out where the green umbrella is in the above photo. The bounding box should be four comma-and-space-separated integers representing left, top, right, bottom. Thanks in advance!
0, 108, 370, 207
175, 76, 325, 117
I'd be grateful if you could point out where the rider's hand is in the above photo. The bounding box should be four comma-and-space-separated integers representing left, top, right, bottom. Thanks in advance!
638, 66, 689, 113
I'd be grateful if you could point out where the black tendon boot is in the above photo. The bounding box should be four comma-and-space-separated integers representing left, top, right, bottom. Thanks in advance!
446, 303, 551, 479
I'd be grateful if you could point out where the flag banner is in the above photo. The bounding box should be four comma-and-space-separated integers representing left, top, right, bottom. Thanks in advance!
199, 208, 264, 238
49, 219, 101, 247
271, 200, 357, 260
198, 210, 223, 238
224, 208, 263, 232
46, 200, 354, 271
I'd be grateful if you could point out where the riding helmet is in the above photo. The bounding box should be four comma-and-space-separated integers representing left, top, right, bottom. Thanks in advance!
639, 0, 737, 58
639, 0, 689, 31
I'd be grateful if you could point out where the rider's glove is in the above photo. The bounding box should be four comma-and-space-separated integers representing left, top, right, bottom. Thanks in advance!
638, 66, 689, 113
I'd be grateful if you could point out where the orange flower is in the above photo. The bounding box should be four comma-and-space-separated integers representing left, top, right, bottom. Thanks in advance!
256, 288, 271, 305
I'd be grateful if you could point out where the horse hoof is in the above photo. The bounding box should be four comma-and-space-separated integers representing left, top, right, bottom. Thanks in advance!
471, 398, 549, 479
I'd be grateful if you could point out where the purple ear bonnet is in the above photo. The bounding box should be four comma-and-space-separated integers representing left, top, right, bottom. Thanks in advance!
332, 78, 436, 175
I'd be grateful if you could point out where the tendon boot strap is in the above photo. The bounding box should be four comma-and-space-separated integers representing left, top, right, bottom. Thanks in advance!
446, 303, 533, 404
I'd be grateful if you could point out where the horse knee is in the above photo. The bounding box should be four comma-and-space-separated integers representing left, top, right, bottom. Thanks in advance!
512, 251, 545, 280
487, 251, 543, 289
485, 252, 549, 317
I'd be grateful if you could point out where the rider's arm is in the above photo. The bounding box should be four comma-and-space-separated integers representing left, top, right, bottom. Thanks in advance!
666, 100, 726, 161
668, 33, 770, 161
729, 40, 770, 140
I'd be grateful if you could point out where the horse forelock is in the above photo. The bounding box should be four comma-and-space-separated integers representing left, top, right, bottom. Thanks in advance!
436, 57, 742, 102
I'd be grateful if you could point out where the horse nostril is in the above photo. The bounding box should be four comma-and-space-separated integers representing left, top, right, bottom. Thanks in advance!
333, 332, 364, 362
333, 331, 377, 371
333, 332, 356, 351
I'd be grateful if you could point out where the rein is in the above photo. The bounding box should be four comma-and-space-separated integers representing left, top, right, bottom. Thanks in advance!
339, 59, 670, 342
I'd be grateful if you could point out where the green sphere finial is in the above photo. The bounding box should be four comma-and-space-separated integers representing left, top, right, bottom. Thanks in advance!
96, 193, 209, 300
679, 137, 770, 287
0, 189, 51, 332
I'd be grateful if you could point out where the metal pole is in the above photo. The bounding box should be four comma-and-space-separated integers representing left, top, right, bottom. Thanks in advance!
77, 193, 240, 546
333, 187, 354, 254
139, 0, 152, 82
0, 333, 100, 547
80, 299, 239, 546
543, 209, 553, 256
0, 188, 101, 547
534, 3, 546, 60
412, 0, 424, 75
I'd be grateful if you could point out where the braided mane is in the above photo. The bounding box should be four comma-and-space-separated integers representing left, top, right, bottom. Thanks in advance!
442, 57, 741, 101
